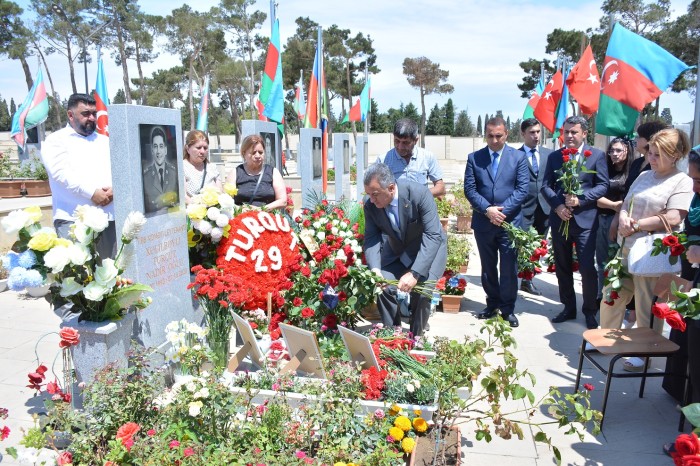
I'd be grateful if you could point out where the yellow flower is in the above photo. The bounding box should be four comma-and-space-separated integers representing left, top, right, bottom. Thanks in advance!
388, 404, 401, 416
222, 223, 231, 238
388, 426, 404, 441
412, 417, 428, 433
54, 238, 72, 248
394, 415, 412, 432
223, 183, 238, 196
24, 206, 42, 223
187, 204, 207, 220
401, 437, 416, 454
333, 463, 347, 466
27, 230, 57, 251
413, 409, 422, 417
187, 229, 200, 248
200, 188, 219, 206
348, 463, 360, 466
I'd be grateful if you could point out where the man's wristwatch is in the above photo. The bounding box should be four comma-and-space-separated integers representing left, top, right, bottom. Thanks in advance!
410, 270, 421, 281
633, 221, 640, 233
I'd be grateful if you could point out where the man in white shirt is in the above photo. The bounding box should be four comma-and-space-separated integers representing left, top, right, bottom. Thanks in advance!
41, 93, 115, 259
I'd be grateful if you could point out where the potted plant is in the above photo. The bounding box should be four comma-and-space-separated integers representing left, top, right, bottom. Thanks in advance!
15, 153, 51, 197
0, 149, 22, 199
446, 234, 471, 274
449, 181, 472, 233
435, 271, 467, 313
435, 198, 451, 232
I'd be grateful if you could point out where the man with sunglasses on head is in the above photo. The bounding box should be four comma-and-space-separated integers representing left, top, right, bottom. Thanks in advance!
41, 93, 115, 259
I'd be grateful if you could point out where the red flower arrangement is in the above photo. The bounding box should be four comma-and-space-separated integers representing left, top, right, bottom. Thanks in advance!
652, 232, 700, 265
556, 147, 596, 239
0, 407, 9, 442
435, 270, 467, 296
652, 302, 686, 332
671, 432, 700, 465
360, 366, 389, 400
502, 222, 548, 280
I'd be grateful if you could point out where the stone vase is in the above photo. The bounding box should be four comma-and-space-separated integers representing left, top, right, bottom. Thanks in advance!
64, 312, 136, 384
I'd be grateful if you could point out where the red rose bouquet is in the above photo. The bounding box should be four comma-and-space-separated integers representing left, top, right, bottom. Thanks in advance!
652, 232, 700, 265
555, 148, 596, 238
435, 270, 467, 296
501, 222, 547, 280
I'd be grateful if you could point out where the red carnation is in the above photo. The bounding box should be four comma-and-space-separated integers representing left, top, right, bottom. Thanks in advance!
302, 219, 311, 228
46, 379, 61, 394
610, 291, 620, 300
301, 307, 315, 319
293, 297, 303, 307
584, 150, 592, 158
547, 264, 556, 273
583, 383, 595, 391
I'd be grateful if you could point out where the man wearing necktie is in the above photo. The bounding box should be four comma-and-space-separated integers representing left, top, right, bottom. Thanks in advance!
518, 118, 553, 296
143, 125, 179, 215
541, 116, 608, 329
363, 163, 447, 337
464, 117, 529, 327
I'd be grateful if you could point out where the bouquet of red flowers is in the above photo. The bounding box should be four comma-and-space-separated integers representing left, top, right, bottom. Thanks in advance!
652, 232, 700, 265
435, 270, 467, 296
555, 147, 595, 238
501, 222, 547, 280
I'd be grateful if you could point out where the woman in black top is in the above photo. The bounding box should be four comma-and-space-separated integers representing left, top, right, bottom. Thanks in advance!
595, 137, 633, 302
227, 134, 287, 209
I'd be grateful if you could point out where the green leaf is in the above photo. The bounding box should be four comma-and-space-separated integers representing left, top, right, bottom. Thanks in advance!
534, 432, 548, 442
512, 385, 527, 400
682, 403, 700, 428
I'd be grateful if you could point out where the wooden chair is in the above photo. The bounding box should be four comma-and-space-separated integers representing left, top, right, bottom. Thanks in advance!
574, 274, 691, 430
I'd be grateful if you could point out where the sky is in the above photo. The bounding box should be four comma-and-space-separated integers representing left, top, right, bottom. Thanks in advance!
1, 0, 695, 127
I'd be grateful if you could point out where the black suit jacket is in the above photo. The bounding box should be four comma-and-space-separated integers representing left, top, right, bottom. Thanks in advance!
519, 145, 553, 217
541, 144, 609, 230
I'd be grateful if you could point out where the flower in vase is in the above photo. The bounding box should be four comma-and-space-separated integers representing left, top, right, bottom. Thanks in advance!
27, 230, 57, 251
59, 327, 80, 348
43, 244, 72, 273
1, 208, 34, 234
74, 205, 109, 232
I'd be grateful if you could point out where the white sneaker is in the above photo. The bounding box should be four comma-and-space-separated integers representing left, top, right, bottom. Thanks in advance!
622, 319, 636, 329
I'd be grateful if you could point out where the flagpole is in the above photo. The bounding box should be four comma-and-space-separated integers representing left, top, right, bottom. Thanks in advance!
363, 65, 369, 138
298, 70, 304, 131
694, 42, 700, 147
317, 26, 327, 193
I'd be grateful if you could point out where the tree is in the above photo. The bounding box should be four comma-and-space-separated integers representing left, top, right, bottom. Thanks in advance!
476, 115, 482, 137
136, 65, 187, 109
10, 97, 16, 115
653, 0, 698, 93
660, 107, 672, 125
0, 0, 34, 89
425, 104, 442, 135
454, 110, 475, 137
0, 97, 10, 131
403, 102, 421, 125
113, 88, 126, 104
212, 56, 248, 141
507, 118, 523, 143
442, 98, 455, 136
402, 56, 454, 146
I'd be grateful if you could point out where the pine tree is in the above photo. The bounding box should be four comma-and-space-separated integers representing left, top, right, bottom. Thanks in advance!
10, 98, 16, 116
476, 115, 482, 137
442, 98, 455, 136
454, 110, 475, 137
425, 104, 442, 135
113, 89, 127, 104
660, 107, 673, 125
0, 98, 10, 131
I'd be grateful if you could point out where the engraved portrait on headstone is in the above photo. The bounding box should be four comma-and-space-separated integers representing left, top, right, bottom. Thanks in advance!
343, 139, 350, 174
140, 124, 179, 216
261, 131, 276, 169
312, 136, 322, 179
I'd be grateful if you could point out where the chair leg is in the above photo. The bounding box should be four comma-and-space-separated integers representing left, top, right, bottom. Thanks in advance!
679, 361, 692, 432
639, 357, 652, 398
600, 355, 622, 431
574, 339, 586, 392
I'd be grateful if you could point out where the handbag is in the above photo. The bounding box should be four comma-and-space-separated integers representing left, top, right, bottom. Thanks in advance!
627, 214, 682, 277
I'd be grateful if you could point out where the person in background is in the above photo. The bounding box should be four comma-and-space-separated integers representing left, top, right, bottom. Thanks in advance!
377, 118, 445, 198
464, 117, 529, 328
227, 134, 287, 210
362, 163, 447, 337
595, 137, 633, 309
542, 115, 609, 329
182, 130, 221, 203
518, 118, 553, 296
600, 128, 693, 372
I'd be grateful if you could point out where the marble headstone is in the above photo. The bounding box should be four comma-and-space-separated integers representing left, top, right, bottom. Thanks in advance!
109, 104, 198, 350
332, 133, 351, 201
241, 120, 280, 169
355, 135, 369, 203
299, 127, 323, 209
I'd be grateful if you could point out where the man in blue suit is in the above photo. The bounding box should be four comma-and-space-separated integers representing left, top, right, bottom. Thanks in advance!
464, 117, 529, 327
541, 115, 609, 329
519, 118, 553, 296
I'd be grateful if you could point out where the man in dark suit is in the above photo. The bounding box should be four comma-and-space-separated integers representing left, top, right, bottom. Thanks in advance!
518, 118, 553, 296
541, 115, 609, 329
363, 163, 447, 337
464, 117, 529, 327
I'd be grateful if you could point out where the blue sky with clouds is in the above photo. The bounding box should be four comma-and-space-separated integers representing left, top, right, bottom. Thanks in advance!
2, 0, 695, 125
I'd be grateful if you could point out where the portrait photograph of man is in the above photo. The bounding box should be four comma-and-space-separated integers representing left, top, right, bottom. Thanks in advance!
140, 124, 180, 216
343, 139, 350, 174
312, 136, 322, 179
260, 131, 276, 169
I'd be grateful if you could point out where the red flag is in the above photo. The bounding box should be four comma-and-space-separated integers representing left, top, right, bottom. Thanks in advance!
566, 45, 600, 116
534, 70, 563, 133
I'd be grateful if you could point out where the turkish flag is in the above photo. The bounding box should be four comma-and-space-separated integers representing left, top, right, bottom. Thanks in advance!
566, 45, 601, 116
534, 70, 563, 133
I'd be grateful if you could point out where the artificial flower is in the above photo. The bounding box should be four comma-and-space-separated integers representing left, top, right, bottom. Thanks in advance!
27, 230, 57, 251
59, 277, 84, 298
121, 211, 147, 244
187, 204, 208, 221
43, 244, 72, 273
200, 188, 220, 206
59, 327, 80, 348
1, 208, 32, 234
74, 205, 109, 232
94, 258, 119, 288
83, 281, 111, 301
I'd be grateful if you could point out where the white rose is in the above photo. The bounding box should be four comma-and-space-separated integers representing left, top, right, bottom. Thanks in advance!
312, 221, 321, 229
59, 277, 84, 297
317, 231, 325, 241
218, 193, 235, 209
186, 381, 197, 392
1, 209, 31, 234
331, 227, 339, 235
94, 258, 119, 288
74, 205, 109, 232
206, 207, 221, 221
43, 245, 72, 273
71, 222, 90, 244
83, 281, 110, 301
215, 214, 229, 228
68, 243, 91, 266
210, 227, 223, 242
188, 401, 203, 417
335, 249, 347, 262
332, 219, 339, 226
195, 220, 212, 235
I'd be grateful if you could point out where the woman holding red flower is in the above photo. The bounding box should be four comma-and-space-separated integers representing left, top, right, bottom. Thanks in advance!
601, 129, 693, 371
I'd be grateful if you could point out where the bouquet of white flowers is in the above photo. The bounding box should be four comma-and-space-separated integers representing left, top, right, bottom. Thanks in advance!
186, 184, 238, 267
1, 205, 153, 322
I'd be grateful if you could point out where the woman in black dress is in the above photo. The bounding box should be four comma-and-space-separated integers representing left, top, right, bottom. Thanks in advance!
227, 134, 287, 210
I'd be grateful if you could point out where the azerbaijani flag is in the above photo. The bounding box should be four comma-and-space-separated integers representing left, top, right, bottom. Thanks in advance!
596, 23, 690, 136
523, 72, 546, 120
11, 68, 49, 149
94, 57, 110, 136
553, 64, 570, 137
260, 19, 284, 123
196, 76, 209, 132
304, 28, 329, 191
294, 73, 305, 120
533, 70, 563, 133
566, 45, 600, 116
341, 77, 371, 123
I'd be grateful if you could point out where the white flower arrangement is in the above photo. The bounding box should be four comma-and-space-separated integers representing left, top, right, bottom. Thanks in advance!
186, 186, 238, 245
164, 319, 209, 376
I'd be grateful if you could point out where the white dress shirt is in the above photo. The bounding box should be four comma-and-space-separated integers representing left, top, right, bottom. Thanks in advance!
41, 125, 114, 221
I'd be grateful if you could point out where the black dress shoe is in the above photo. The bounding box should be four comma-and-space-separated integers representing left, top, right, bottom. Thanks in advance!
520, 281, 542, 296
505, 314, 519, 327
585, 314, 599, 329
551, 310, 577, 323
478, 308, 499, 319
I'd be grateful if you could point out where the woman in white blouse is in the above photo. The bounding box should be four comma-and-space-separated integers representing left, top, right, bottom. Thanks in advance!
182, 130, 222, 203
